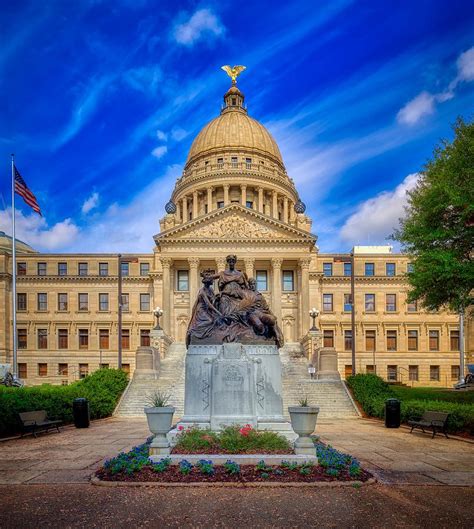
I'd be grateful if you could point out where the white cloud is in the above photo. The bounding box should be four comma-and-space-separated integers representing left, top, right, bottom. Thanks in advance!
123, 66, 162, 95
156, 129, 167, 141
173, 9, 225, 46
0, 209, 79, 251
456, 46, 474, 82
171, 127, 189, 141
81, 192, 100, 214
340, 173, 420, 245
396, 91, 435, 125
151, 145, 168, 158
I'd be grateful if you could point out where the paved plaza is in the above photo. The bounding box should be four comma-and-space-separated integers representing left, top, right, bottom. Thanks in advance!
0, 416, 473, 486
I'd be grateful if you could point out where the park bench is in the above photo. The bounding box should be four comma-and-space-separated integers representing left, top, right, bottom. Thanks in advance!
19, 410, 62, 438
408, 411, 449, 439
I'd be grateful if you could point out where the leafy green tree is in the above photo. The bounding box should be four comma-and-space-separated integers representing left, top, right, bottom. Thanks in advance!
393, 118, 474, 313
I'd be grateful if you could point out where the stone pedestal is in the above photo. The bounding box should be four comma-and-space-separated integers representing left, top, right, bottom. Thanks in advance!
134, 347, 160, 380
317, 347, 341, 380
169, 343, 295, 442
150, 328, 172, 359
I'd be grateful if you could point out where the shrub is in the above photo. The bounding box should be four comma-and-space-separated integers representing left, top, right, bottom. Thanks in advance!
0, 368, 128, 436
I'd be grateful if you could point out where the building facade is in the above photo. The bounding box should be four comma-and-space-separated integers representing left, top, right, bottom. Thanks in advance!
0, 81, 472, 386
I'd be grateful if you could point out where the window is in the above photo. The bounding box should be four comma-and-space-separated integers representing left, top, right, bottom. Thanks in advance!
37, 293, 47, 311
323, 293, 333, 312
79, 363, 89, 379
17, 293, 27, 311
58, 262, 67, 276
387, 330, 397, 351
18, 363, 27, 379
100, 363, 109, 369
122, 364, 130, 376
451, 365, 460, 381
245, 157, 252, 168
58, 293, 68, 311
365, 330, 376, 351
99, 329, 109, 349
79, 329, 89, 349
430, 365, 440, 381
18, 329, 27, 349
38, 363, 48, 377
365, 294, 375, 312
343, 293, 352, 312
78, 293, 88, 311
245, 201, 253, 209
177, 270, 189, 291
120, 262, 129, 277
37, 262, 47, 276
323, 330, 334, 348
386, 263, 396, 276
343, 262, 352, 277
344, 330, 352, 351
366, 365, 375, 374
99, 262, 109, 276
323, 263, 333, 277
121, 329, 130, 350
78, 262, 88, 276
387, 365, 397, 381
217, 201, 224, 208
365, 263, 374, 276
99, 293, 109, 311
282, 271, 294, 291
344, 365, 353, 379
140, 262, 150, 276
450, 330, 460, 351
140, 329, 150, 347
231, 156, 238, 167
58, 363, 68, 376
38, 329, 48, 349
140, 293, 150, 311
217, 157, 223, 167
409, 365, 419, 381
429, 330, 439, 351
407, 263, 414, 273
58, 329, 68, 349
17, 262, 26, 275
121, 293, 129, 312
256, 270, 268, 291
386, 294, 396, 312
231, 97, 236, 106
407, 330, 418, 351
407, 299, 418, 312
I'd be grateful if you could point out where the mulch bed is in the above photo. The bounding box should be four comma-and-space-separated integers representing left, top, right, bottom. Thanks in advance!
171, 447, 294, 454
96, 466, 372, 483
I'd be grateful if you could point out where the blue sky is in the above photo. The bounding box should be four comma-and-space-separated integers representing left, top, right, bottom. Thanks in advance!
0, 0, 473, 253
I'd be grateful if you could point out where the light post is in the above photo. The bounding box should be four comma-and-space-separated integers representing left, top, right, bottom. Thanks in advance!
350, 250, 356, 376
118, 254, 122, 369
153, 307, 164, 330
309, 308, 319, 331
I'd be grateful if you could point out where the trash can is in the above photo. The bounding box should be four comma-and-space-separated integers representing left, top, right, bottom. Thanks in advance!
385, 398, 401, 428
73, 398, 90, 428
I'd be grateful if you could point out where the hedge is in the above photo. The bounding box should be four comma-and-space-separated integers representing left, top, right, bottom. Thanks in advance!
0, 368, 128, 437
346, 373, 474, 435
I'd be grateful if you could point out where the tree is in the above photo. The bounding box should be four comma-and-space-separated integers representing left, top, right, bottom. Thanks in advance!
392, 118, 474, 380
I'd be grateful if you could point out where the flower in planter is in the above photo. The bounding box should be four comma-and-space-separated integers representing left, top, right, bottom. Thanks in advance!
177, 425, 185, 431
151, 457, 171, 473
223, 460, 241, 475
179, 460, 193, 475
196, 459, 214, 475
239, 424, 253, 437
255, 460, 272, 472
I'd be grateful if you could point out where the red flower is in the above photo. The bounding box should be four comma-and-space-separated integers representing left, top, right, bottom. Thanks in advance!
178, 425, 184, 431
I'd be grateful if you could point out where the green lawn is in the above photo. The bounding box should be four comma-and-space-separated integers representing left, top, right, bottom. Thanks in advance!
391, 385, 474, 404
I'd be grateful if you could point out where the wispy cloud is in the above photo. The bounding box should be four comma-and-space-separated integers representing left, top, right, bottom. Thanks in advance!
151, 145, 167, 158
173, 8, 225, 46
81, 192, 100, 214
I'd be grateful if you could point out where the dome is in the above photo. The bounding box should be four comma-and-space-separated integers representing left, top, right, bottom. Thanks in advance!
185, 86, 284, 169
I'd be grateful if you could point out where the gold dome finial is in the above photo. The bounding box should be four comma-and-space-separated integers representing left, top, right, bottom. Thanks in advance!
221, 65, 246, 85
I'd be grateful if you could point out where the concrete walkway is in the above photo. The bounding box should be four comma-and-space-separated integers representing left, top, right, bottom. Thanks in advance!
0, 417, 473, 486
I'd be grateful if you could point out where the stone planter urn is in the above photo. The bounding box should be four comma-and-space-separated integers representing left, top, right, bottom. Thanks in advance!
145, 406, 175, 456
288, 406, 320, 455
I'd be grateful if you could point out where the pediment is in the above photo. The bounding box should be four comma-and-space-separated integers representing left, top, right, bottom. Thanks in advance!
154, 204, 316, 244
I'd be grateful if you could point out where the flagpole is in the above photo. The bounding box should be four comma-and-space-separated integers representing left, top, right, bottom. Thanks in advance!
11, 154, 18, 378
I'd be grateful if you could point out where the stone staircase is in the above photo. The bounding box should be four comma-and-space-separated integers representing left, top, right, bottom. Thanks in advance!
115, 343, 186, 417
115, 342, 358, 419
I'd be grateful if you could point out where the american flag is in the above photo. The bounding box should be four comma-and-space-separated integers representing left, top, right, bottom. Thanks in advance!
14, 165, 42, 216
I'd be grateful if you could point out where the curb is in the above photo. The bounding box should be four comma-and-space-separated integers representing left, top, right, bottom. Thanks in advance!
90, 475, 376, 488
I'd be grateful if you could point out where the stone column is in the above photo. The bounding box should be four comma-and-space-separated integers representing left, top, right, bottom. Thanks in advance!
283, 197, 289, 223
258, 187, 264, 213
289, 202, 296, 224
188, 257, 200, 307
271, 258, 283, 324
272, 191, 278, 219
207, 187, 213, 213
299, 258, 311, 336
244, 258, 255, 280
182, 196, 188, 222
215, 256, 226, 273
241, 184, 247, 206
223, 185, 230, 206
160, 257, 172, 334
192, 190, 198, 219
176, 202, 181, 222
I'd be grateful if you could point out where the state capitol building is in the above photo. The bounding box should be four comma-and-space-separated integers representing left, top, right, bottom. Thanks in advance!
1, 76, 472, 387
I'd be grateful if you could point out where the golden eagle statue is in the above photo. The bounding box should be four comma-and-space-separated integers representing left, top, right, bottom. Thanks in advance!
221, 65, 246, 85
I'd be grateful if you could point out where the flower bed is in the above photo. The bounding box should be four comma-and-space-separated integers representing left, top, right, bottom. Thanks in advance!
96, 438, 372, 484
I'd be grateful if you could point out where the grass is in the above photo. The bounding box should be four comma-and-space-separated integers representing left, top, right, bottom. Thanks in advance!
173, 425, 292, 454
391, 385, 474, 404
